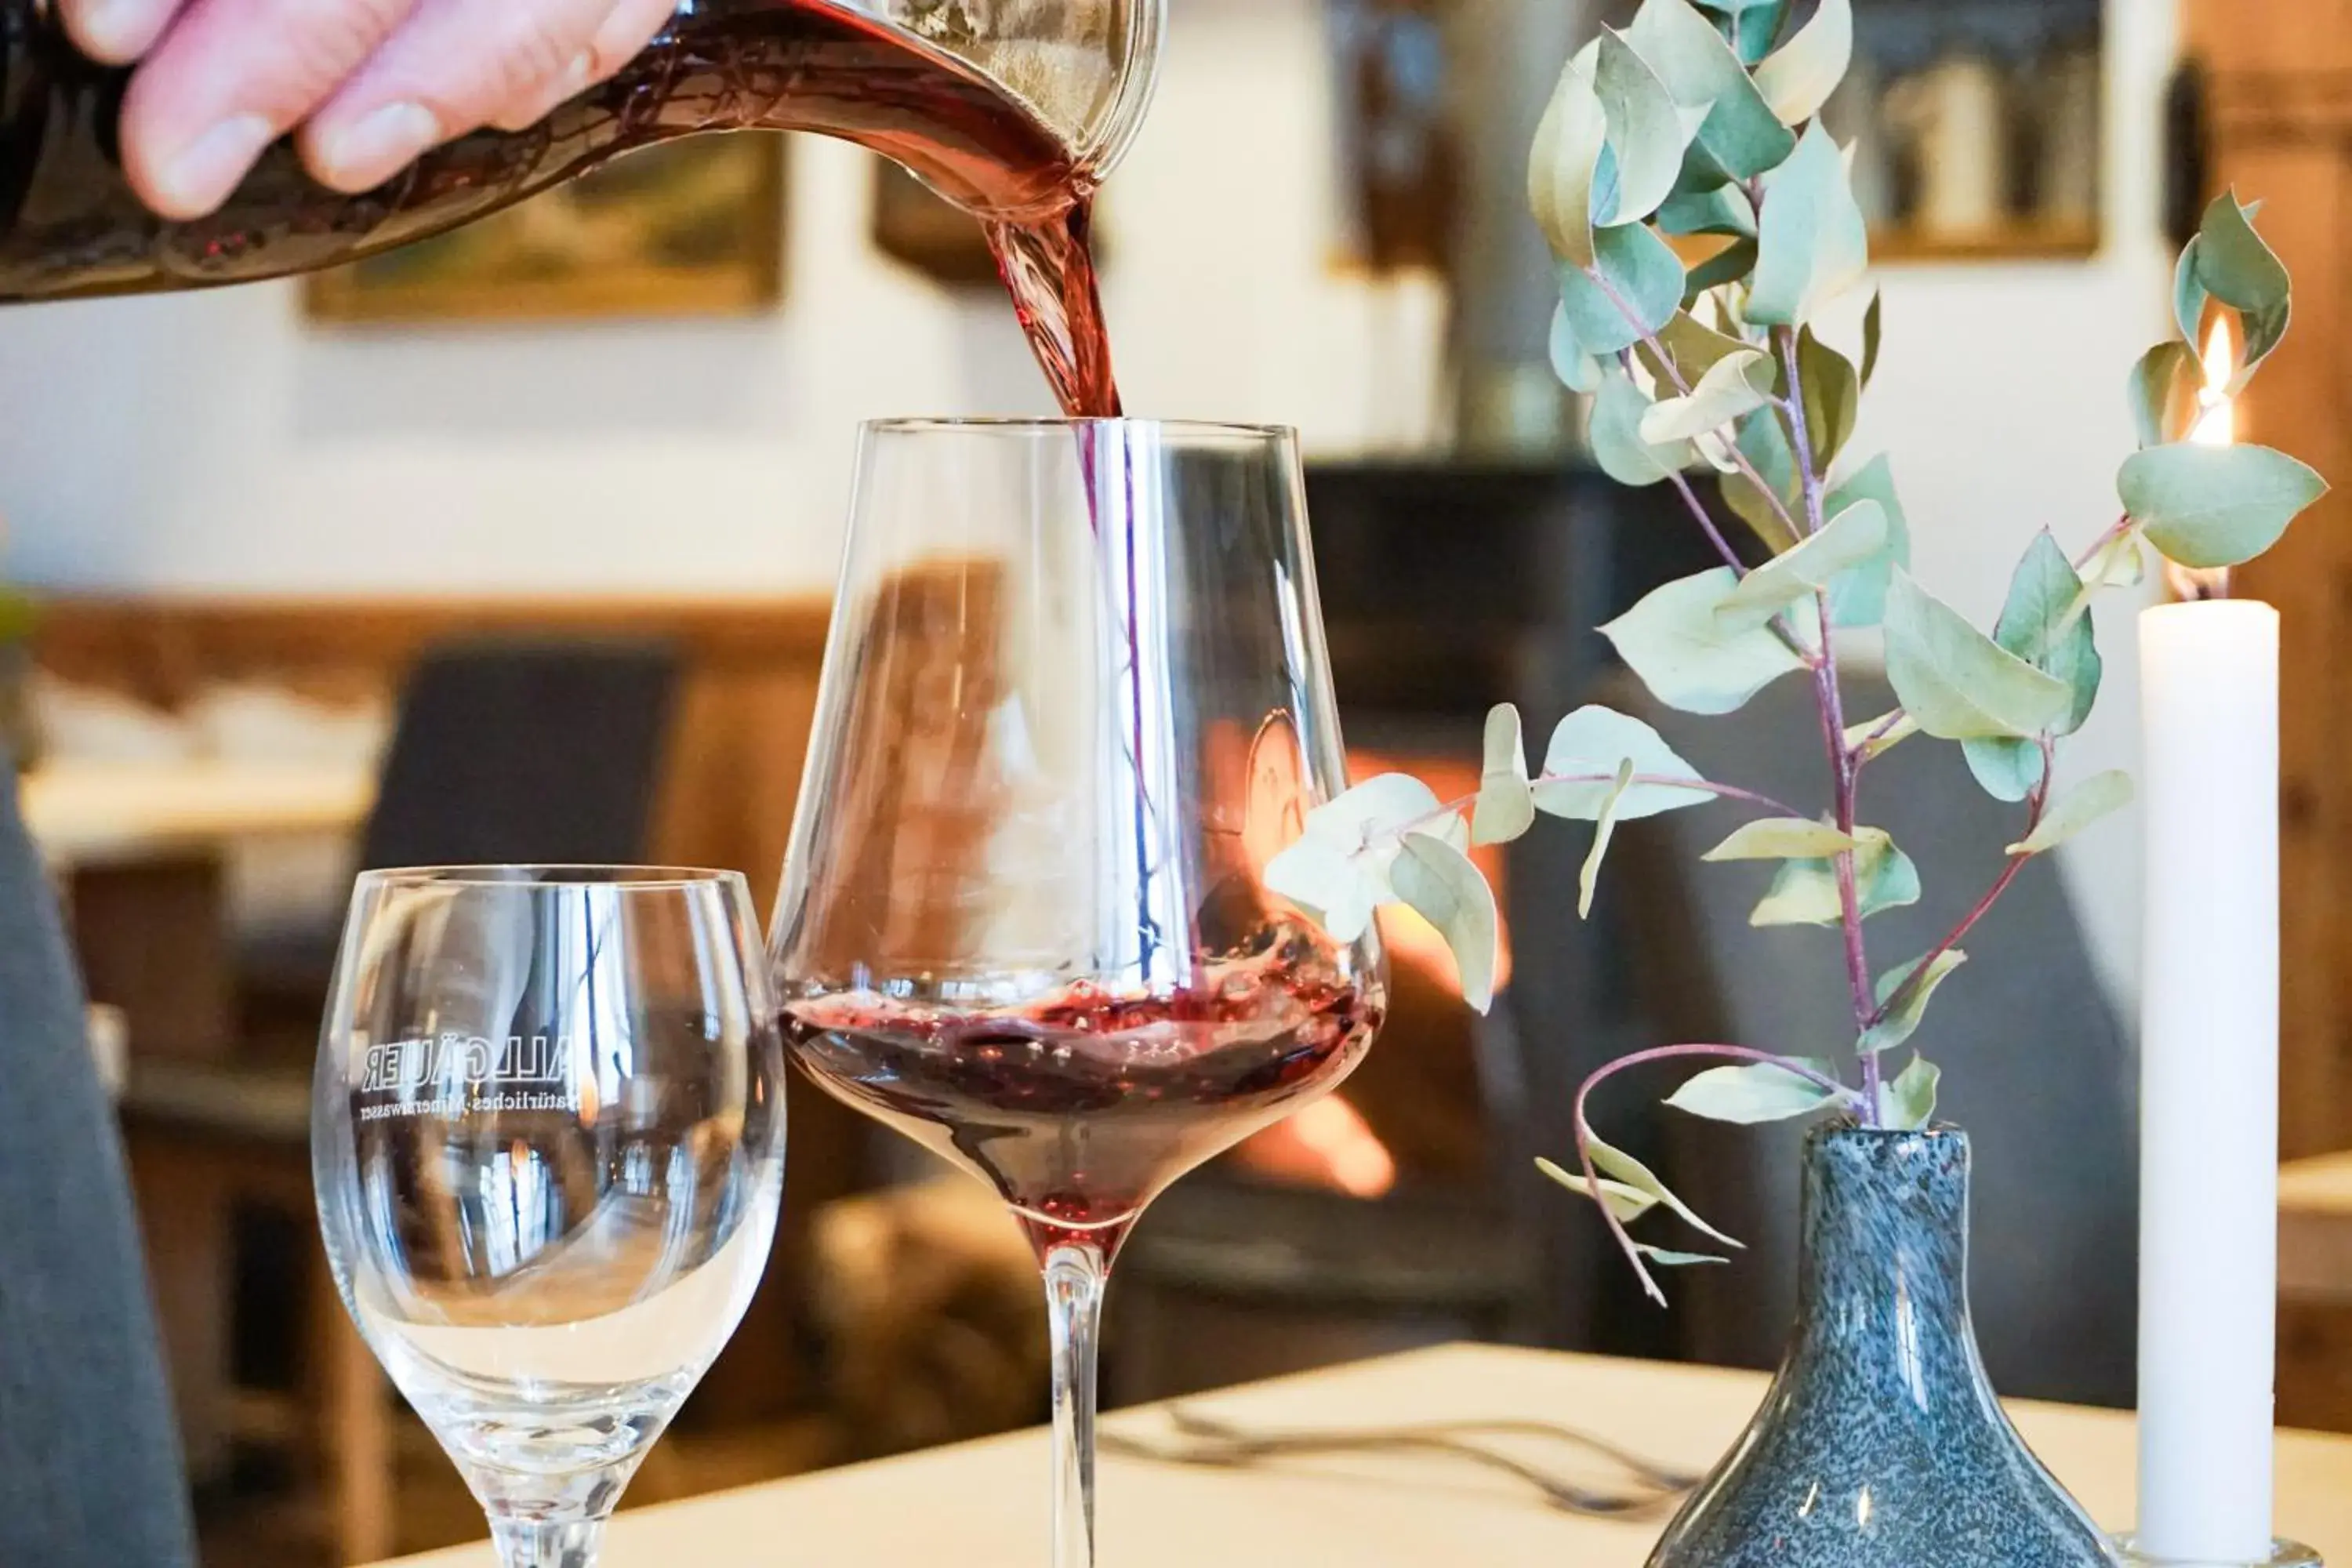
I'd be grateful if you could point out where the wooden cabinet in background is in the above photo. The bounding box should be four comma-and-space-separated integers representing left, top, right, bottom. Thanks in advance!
2185, 3, 2352, 1160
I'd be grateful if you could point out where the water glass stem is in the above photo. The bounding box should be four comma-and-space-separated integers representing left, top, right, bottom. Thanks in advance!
492, 1517, 605, 1568
1044, 1240, 1110, 1568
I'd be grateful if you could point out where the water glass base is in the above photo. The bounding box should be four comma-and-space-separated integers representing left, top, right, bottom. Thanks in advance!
2114, 1537, 2323, 1568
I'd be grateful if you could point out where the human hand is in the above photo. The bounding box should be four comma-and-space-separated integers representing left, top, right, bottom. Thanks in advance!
60, 0, 678, 220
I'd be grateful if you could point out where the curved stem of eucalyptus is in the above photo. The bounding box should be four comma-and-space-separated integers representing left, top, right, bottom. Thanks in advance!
1771, 324, 1880, 1120
1044, 1241, 1110, 1568
2074, 511, 2136, 573
491, 1520, 603, 1568
1573, 1043, 1864, 1304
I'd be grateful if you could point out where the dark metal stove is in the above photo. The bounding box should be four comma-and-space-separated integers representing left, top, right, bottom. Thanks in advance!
1109, 459, 1716, 1403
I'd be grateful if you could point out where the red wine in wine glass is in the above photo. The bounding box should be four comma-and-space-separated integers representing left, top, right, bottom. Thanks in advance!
784, 924, 1383, 1256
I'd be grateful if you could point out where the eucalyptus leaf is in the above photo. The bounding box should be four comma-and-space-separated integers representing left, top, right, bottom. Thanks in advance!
1882, 571, 2072, 741
1843, 708, 1918, 763
2195, 191, 2290, 314
1796, 326, 1860, 470
2129, 340, 2200, 449
1536, 705, 1713, 819
1261, 833, 1377, 943
1704, 818, 1859, 861
1602, 567, 1810, 715
1656, 182, 1757, 238
1624, 0, 1797, 181
1719, 407, 1802, 554
1751, 826, 1919, 927
1878, 1055, 1942, 1131
1962, 736, 2045, 804
1530, 53, 1610, 266
1685, 236, 1762, 303
1823, 454, 1912, 626
1640, 348, 1776, 443
1693, 0, 1789, 64
1389, 832, 1501, 1012
1715, 499, 1887, 632
1262, 773, 1446, 942
1632, 1244, 1733, 1267
2121, 442, 2329, 570
1578, 759, 1638, 918
2078, 526, 2147, 593
1992, 531, 2101, 735
1534, 1156, 1660, 1223
1596, 30, 1692, 227
1664, 1058, 1842, 1123
1586, 1131, 1744, 1250
1862, 949, 1967, 1054
1752, 0, 1851, 125
1860, 289, 1883, 387
1642, 310, 1759, 385
1472, 703, 1537, 846
2173, 235, 2209, 348
1746, 122, 1869, 328
1548, 300, 1604, 394
1589, 364, 1693, 486
1559, 224, 1689, 355
2008, 770, 2136, 857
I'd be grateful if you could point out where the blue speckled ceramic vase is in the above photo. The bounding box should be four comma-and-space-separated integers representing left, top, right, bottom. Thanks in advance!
1647, 1123, 2121, 1568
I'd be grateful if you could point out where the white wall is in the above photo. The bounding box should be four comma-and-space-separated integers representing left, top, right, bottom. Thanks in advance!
0, 0, 2176, 995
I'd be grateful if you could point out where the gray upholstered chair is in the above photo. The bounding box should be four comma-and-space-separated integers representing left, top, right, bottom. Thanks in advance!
1602, 675, 2138, 1408
0, 768, 196, 1565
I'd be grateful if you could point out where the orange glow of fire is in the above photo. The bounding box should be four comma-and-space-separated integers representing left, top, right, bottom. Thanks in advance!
1236, 1097, 1399, 1199
2191, 316, 2238, 449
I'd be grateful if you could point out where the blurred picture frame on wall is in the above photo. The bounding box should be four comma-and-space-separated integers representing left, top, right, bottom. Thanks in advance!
305, 134, 789, 327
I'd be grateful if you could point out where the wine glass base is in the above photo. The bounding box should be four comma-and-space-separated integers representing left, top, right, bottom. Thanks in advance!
2113, 1537, 2324, 1567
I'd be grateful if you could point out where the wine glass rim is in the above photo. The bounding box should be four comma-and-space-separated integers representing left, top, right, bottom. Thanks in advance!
356, 864, 749, 892
862, 416, 1297, 440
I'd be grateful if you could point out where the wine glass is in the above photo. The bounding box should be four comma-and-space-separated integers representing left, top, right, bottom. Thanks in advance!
313, 866, 786, 1568
771, 418, 1388, 1567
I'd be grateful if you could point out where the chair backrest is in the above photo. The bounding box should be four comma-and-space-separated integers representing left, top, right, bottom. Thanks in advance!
361, 639, 680, 872
1606, 675, 2137, 1407
0, 768, 197, 1566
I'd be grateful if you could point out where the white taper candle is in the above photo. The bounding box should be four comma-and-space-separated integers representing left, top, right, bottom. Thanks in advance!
2136, 597, 2281, 1563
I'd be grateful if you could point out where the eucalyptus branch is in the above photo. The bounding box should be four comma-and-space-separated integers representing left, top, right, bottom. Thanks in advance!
1574, 1043, 1865, 1305
1866, 742, 2056, 1033
1388, 771, 1807, 844
1849, 707, 1910, 768
2073, 513, 2135, 575
1584, 264, 1806, 546
1770, 317, 1882, 1117
1668, 468, 1751, 580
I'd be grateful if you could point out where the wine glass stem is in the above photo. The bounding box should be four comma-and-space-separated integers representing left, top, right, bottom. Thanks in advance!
492, 1518, 604, 1568
1044, 1240, 1109, 1568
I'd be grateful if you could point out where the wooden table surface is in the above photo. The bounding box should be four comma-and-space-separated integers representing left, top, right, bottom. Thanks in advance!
18, 757, 374, 866
374, 1343, 2352, 1567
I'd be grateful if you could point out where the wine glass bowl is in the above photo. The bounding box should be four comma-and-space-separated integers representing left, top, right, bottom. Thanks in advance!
313, 866, 786, 1568
771, 418, 1384, 1566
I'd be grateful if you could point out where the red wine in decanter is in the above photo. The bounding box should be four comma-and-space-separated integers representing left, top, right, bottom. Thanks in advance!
0, 0, 1120, 415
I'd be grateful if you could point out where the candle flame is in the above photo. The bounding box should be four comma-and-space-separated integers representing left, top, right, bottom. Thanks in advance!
2165, 558, 2231, 603
2190, 316, 2238, 448
2161, 320, 2239, 601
